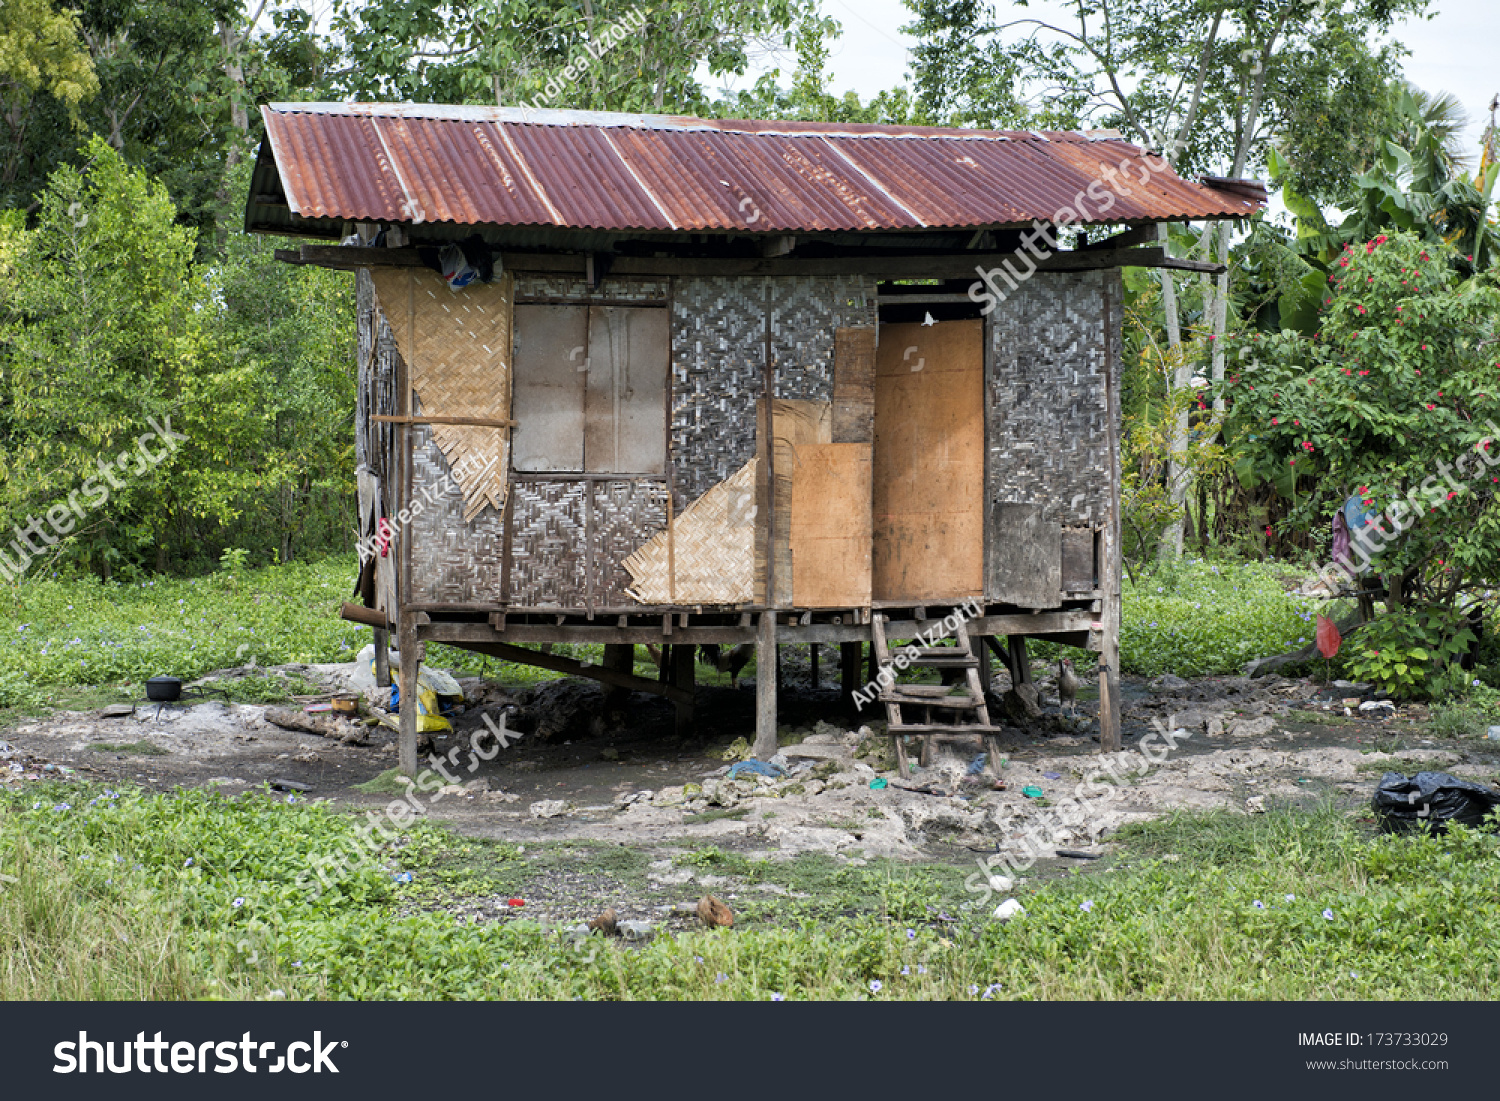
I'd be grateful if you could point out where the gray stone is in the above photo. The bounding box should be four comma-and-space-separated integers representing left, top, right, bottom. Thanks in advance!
1227, 717, 1276, 739
529, 799, 569, 818
1151, 674, 1190, 692
1003, 682, 1044, 723
618, 920, 654, 941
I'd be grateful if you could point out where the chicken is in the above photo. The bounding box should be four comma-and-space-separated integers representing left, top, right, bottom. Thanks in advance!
1057, 658, 1080, 717
697, 894, 733, 929
697, 643, 754, 689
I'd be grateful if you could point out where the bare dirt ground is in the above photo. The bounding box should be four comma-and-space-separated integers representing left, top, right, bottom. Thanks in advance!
6, 659, 1498, 930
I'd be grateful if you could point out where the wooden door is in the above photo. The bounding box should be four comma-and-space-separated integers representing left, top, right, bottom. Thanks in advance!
872, 319, 985, 602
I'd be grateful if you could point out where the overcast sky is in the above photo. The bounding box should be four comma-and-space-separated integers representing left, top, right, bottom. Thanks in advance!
726, 0, 1498, 158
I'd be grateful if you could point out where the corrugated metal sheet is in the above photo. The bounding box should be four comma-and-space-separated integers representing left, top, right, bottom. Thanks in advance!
251, 102, 1262, 236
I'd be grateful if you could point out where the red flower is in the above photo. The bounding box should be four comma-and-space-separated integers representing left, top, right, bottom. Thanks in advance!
1271, 417, 1278, 425
1356, 305, 1366, 314
1421, 344, 1428, 350
1359, 370, 1369, 376
1426, 404, 1436, 410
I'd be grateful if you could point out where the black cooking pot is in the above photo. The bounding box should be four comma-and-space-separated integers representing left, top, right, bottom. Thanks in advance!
146, 676, 182, 702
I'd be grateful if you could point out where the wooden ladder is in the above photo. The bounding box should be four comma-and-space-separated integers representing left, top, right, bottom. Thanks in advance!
871, 614, 1005, 779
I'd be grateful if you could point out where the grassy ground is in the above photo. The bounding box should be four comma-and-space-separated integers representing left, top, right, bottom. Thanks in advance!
0, 554, 1335, 712
4, 783, 1497, 1000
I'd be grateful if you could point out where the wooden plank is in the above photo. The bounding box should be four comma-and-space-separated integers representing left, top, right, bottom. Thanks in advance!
986, 502, 1063, 609
512, 304, 586, 471
756, 399, 831, 607
790, 443, 872, 609
458, 638, 692, 706
832, 327, 876, 443
585, 306, 668, 475
872, 319, 984, 602
1061, 527, 1097, 591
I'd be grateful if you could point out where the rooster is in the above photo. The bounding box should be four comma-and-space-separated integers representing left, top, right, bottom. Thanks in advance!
1057, 658, 1080, 717
697, 643, 754, 689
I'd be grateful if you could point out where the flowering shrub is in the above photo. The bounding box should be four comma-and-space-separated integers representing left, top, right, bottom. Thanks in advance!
1222, 232, 1500, 604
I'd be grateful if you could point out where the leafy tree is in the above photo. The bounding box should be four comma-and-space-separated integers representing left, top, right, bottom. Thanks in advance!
1222, 231, 1500, 611
0, 0, 99, 208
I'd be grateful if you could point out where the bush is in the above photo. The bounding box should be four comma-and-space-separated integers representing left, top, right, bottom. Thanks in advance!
1341, 604, 1477, 700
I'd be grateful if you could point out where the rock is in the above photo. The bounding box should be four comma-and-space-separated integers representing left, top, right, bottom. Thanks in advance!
987, 874, 1014, 893
1002, 683, 1043, 723
993, 898, 1025, 922
529, 799, 569, 819
697, 894, 734, 929
649, 788, 686, 808
1206, 716, 1226, 738
480, 790, 520, 804
439, 785, 467, 797
768, 753, 791, 773
1227, 716, 1276, 739
463, 778, 490, 792
1151, 674, 1191, 692
1245, 795, 1267, 814
98, 704, 136, 719
618, 920, 654, 941
782, 743, 850, 761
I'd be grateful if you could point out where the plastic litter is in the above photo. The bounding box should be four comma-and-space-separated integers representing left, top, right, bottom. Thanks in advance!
993, 898, 1025, 921
1373, 771, 1500, 833
1042, 771, 1062, 780
965, 753, 987, 776
1487, 726, 1500, 742
727, 759, 785, 780
869, 778, 889, 790
1021, 785, 1044, 799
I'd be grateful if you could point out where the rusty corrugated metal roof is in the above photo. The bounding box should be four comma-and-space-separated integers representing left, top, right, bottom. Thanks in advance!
251, 102, 1262, 235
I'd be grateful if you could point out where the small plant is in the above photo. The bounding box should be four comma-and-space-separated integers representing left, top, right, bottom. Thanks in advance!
86, 740, 168, 756
1342, 605, 1477, 700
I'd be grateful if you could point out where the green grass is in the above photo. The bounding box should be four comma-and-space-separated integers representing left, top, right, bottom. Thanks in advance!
85, 741, 168, 756
5, 784, 1499, 1000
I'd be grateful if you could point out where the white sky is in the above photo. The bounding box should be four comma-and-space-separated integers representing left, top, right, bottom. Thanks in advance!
725, 0, 1499, 160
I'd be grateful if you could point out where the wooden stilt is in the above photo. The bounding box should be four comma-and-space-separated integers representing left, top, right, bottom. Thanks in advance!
974, 633, 991, 695
397, 611, 418, 777
373, 627, 391, 688
753, 612, 778, 759
672, 643, 696, 736
840, 641, 863, 713
810, 642, 819, 688
1099, 271, 1124, 753
602, 643, 633, 708
1008, 636, 1032, 685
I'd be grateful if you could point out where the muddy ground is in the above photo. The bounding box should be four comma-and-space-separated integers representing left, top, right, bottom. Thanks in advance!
5, 657, 1498, 932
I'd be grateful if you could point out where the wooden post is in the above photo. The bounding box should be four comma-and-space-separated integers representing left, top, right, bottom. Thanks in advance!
602, 643, 633, 709
373, 627, 391, 688
753, 611, 778, 759
672, 643, 696, 735
974, 632, 991, 694
809, 642, 820, 688
1008, 636, 1032, 685
840, 641, 863, 713
397, 612, 418, 777
1099, 272, 1124, 752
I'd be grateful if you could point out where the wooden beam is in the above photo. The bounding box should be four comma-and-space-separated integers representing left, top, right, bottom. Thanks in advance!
1081, 224, 1160, 251
1098, 274, 1124, 752
456, 638, 693, 707
280, 244, 1225, 278
397, 612, 419, 777
420, 622, 755, 646
340, 601, 388, 629
372, 414, 518, 428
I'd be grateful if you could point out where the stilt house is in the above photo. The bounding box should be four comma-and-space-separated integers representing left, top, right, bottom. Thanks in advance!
245, 102, 1265, 774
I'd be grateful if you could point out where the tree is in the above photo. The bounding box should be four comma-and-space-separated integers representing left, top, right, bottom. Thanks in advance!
1223, 231, 1500, 612
329, 0, 822, 113
0, 0, 99, 208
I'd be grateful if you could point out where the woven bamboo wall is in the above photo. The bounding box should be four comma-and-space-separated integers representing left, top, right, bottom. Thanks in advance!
670, 275, 875, 504
985, 271, 1113, 527
408, 424, 507, 604
514, 275, 669, 302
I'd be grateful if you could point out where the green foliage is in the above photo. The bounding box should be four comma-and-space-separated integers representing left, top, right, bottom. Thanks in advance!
1119, 558, 1329, 676
1341, 604, 1477, 699
1223, 231, 1500, 601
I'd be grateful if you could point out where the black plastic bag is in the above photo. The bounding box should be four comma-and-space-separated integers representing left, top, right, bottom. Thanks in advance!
1372, 771, 1500, 833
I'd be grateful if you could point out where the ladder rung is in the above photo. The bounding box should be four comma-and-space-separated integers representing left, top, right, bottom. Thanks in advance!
879, 692, 981, 708
888, 723, 1007, 735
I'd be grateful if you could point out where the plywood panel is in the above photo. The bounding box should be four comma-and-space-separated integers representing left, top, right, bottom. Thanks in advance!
1061, 526, 1097, 591
586, 306, 668, 474
512, 304, 586, 471
987, 502, 1062, 608
791, 443, 871, 607
833, 326, 876, 443
755, 399, 831, 605
873, 319, 984, 602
